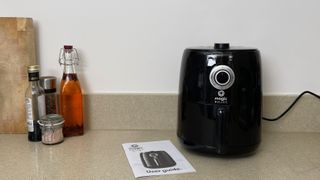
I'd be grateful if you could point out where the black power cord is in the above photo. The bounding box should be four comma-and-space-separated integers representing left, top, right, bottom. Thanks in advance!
262, 91, 320, 121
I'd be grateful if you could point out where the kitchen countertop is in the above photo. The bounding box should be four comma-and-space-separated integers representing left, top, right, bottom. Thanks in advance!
0, 130, 320, 180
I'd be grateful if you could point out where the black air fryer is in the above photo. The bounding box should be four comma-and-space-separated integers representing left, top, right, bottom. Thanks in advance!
177, 43, 262, 155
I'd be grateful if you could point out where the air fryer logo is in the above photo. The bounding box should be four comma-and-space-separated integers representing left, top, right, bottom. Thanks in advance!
218, 90, 225, 97
214, 90, 228, 104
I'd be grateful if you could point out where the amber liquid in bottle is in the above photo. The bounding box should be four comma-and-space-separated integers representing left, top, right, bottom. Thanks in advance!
59, 45, 84, 137
60, 73, 84, 136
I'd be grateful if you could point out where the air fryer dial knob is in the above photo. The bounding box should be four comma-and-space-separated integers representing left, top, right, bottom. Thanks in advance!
209, 65, 235, 90
216, 71, 230, 85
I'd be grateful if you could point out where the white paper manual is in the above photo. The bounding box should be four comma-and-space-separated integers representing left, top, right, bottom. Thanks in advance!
122, 140, 196, 178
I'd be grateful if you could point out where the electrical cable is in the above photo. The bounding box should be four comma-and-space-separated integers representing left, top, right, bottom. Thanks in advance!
262, 91, 320, 121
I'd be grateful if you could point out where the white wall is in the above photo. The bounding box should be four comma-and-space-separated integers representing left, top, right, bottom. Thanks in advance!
2, 0, 320, 94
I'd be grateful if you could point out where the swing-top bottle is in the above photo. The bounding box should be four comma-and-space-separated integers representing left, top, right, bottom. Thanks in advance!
59, 45, 84, 137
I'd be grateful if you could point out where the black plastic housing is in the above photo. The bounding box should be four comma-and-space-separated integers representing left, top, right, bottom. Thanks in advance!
177, 44, 262, 155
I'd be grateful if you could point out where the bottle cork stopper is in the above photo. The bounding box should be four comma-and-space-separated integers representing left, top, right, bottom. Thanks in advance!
64, 45, 73, 49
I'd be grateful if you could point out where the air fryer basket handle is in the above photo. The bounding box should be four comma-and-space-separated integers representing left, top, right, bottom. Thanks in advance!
216, 107, 227, 154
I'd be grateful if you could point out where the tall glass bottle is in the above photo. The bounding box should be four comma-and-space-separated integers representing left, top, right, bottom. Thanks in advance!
59, 45, 84, 137
25, 65, 46, 141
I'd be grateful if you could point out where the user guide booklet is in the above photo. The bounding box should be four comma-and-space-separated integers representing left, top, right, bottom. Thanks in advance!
122, 140, 196, 178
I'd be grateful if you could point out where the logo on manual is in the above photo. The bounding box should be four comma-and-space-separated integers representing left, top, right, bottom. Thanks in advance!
129, 144, 144, 152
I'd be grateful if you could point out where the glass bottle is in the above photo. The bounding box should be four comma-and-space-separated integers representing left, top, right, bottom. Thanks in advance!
59, 45, 84, 137
25, 65, 46, 141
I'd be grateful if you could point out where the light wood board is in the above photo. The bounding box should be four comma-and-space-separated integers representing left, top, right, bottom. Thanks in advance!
0, 17, 36, 133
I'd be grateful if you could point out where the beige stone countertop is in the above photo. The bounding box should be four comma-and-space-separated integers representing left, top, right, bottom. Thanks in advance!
0, 130, 320, 180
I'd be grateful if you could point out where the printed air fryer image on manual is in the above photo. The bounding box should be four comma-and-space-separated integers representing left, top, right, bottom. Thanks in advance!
140, 151, 176, 169
122, 140, 196, 178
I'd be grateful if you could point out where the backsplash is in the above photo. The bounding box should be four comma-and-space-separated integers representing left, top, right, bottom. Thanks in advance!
84, 94, 320, 132
262, 95, 320, 132
84, 94, 177, 130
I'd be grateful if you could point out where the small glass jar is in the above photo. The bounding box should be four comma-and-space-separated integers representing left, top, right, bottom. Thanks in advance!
38, 114, 64, 145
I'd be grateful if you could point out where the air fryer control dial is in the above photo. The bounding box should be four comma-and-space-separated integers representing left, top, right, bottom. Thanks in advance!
215, 71, 230, 85
209, 65, 235, 90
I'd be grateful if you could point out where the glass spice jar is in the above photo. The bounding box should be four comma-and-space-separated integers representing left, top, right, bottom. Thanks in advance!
40, 76, 58, 114
38, 114, 64, 145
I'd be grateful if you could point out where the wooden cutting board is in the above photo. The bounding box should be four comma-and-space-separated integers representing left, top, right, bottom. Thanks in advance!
0, 17, 36, 133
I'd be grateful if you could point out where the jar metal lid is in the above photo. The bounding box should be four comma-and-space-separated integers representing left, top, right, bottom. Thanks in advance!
38, 114, 64, 127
